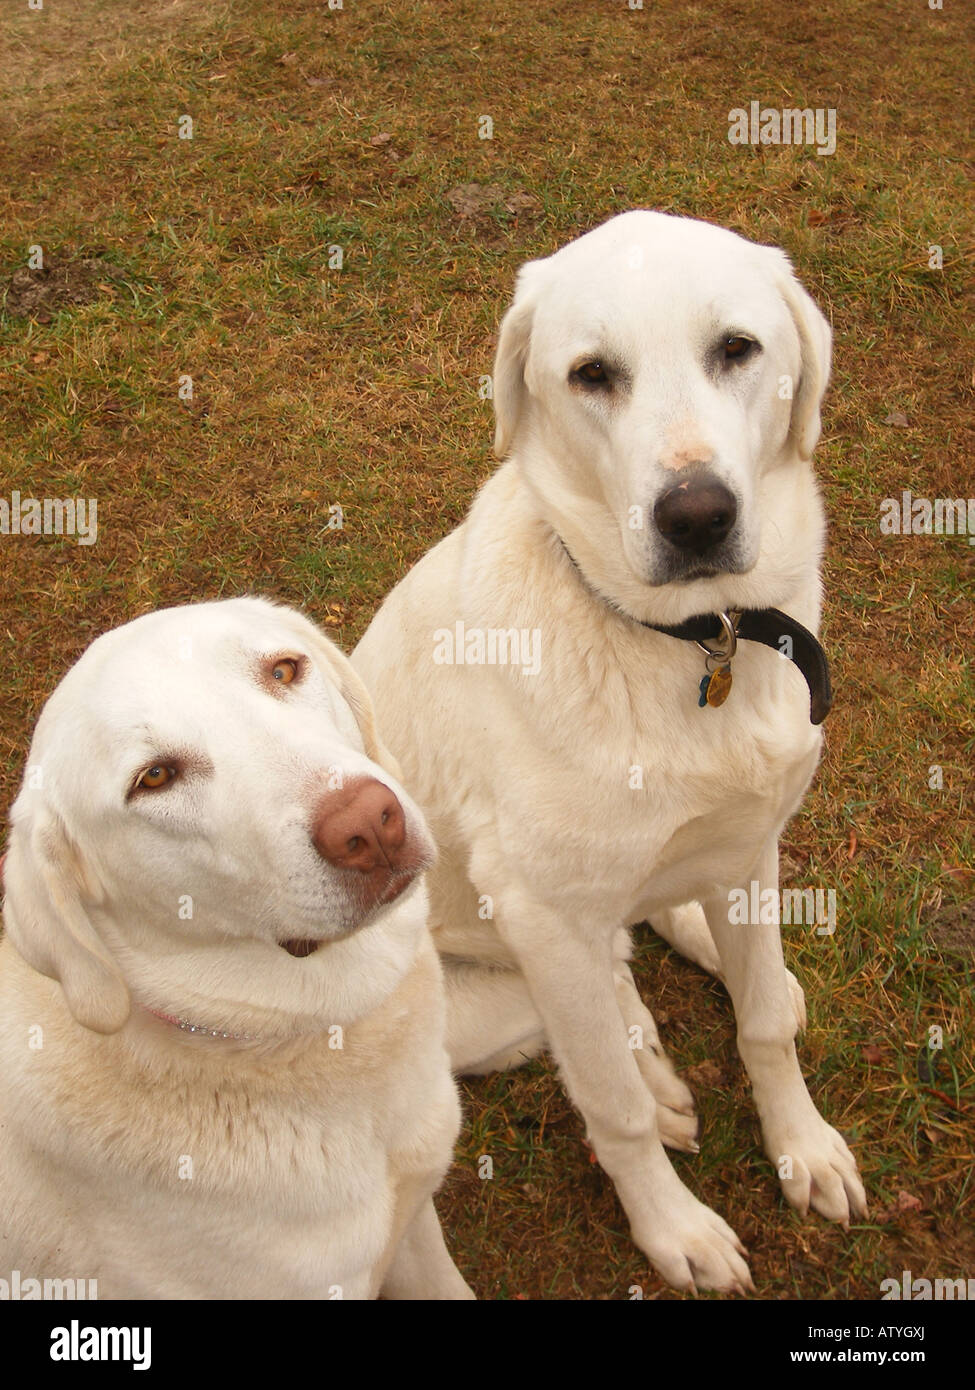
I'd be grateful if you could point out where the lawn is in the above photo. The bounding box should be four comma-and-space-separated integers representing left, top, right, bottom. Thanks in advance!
0, 0, 971, 1300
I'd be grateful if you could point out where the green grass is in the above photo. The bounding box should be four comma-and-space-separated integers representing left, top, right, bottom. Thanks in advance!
0, 0, 972, 1299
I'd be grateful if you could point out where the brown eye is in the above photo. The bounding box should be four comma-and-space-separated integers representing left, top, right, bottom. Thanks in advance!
137, 765, 176, 791
575, 361, 609, 385
724, 336, 757, 361
272, 658, 299, 685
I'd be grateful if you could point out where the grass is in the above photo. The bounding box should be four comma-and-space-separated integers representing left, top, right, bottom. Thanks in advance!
0, 0, 972, 1299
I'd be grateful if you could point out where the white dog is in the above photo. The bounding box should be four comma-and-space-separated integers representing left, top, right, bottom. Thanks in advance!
353, 210, 867, 1293
0, 597, 472, 1300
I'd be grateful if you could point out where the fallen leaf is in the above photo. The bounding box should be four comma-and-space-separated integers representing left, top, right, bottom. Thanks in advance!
861, 1044, 883, 1064
924, 1086, 961, 1111
685, 1060, 725, 1088
883, 410, 909, 427
779, 853, 803, 880
895, 1190, 922, 1213
369, 132, 393, 146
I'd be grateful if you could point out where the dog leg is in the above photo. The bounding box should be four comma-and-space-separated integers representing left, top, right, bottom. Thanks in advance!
647, 901, 807, 1030
612, 929, 699, 1151
445, 949, 702, 1151
380, 1197, 475, 1300
702, 842, 866, 1225
484, 889, 751, 1294
442, 959, 547, 1075
648, 902, 724, 976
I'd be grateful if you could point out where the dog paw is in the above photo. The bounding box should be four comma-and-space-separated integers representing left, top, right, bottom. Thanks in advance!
656, 1101, 700, 1153
785, 969, 807, 1031
766, 1112, 867, 1226
631, 1182, 753, 1295
634, 1046, 699, 1152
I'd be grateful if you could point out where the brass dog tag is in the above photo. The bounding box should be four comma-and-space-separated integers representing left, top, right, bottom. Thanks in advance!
699, 665, 733, 708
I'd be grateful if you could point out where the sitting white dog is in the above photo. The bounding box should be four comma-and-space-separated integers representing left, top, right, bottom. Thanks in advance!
354, 210, 867, 1293
0, 597, 472, 1300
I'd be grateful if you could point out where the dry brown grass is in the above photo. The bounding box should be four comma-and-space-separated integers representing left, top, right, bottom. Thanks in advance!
0, 0, 972, 1301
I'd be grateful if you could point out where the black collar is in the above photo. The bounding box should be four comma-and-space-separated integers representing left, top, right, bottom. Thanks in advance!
555, 536, 832, 725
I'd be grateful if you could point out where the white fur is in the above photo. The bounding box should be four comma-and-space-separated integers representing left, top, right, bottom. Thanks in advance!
0, 597, 472, 1300
353, 210, 866, 1294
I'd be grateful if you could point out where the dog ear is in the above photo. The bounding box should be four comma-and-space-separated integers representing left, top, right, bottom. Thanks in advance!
492, 259, 547, 459
2, 796, 130, 1034
772, 255, 833, 460
301, 624, 405, 781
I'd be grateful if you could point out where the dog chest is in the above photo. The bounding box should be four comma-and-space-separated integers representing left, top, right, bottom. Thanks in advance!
468, 644, 822, 914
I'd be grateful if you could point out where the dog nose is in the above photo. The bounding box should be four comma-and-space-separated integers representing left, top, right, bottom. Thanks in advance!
312, 777, 407, 871
653, 475, 737, 553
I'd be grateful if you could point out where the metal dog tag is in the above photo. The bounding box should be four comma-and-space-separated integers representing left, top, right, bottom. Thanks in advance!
699, 665, 733, 707
696, 611, 739, 710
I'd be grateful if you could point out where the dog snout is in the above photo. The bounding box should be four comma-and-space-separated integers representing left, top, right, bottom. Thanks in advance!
653, 474, 738, 554
312, 777, 408, 872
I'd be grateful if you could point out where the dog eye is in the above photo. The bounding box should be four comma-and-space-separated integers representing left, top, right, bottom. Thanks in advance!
135, 765, 177, 792
573, 361, 610, 387
723, 336, 759, 362
271, 658, 300, 685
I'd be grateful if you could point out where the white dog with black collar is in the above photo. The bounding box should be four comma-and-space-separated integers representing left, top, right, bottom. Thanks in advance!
353, 210, 867, 1293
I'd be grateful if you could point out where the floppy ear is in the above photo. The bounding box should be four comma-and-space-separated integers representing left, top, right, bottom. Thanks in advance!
2, 797, 130, 1034
300, 622, 405, 781
773, 257, 833, 460
492, 259, 547, 459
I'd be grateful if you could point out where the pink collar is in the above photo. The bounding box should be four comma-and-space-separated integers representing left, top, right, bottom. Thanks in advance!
144, 1005, 256, 1041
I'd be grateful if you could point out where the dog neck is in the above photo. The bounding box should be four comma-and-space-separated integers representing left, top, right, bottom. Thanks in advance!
554, 531, 832, 725
93, 883, 429, 1045
143, 1004, 257, 1041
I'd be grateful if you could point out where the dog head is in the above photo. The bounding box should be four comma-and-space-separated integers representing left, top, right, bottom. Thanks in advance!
492, 210, 831, 623
2, 598, 436, 1036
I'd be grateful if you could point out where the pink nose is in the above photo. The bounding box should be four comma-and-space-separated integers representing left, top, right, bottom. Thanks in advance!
312, 777, 407, 872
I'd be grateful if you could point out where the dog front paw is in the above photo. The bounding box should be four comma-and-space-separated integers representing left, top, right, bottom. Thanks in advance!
627, 1174, 753, 1295
766, 1110, 867, 1226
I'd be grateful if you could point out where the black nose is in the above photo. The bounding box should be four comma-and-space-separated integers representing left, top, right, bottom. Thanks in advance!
653, 475, 738, 553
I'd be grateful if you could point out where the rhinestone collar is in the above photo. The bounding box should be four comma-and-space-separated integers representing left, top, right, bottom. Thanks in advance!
145, 1006, 257, 1041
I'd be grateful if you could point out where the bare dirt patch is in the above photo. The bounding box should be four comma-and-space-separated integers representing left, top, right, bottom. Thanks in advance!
2, 256, 127, 322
